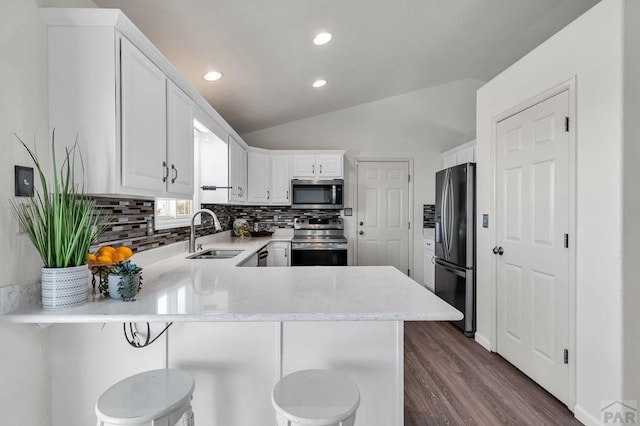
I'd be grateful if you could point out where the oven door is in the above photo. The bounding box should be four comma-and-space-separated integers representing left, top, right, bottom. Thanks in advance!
291, 242, 348, 266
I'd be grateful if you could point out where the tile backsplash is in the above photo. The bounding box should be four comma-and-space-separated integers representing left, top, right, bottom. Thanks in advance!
423, 204, 435, 228
92, 196, 341, 253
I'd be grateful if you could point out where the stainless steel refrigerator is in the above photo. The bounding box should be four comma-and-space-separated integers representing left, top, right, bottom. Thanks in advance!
434, 162, 476, 337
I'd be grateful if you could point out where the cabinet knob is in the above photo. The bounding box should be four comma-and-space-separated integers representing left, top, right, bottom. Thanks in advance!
171, 164, 178, 184
162, 161, 169, 183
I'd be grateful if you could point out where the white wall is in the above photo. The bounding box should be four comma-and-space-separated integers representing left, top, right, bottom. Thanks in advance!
1, 1, 98, 424
622, 0, 640, 404
0, 1, 52, 424
476, 0, 626, 423
243, 79, 481, 281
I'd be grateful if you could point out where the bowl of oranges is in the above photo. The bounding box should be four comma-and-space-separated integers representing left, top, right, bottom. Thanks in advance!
87, 245, 134, 267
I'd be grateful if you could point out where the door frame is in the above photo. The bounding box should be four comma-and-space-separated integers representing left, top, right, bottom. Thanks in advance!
354, 158, 414, 278
489, 78, 577, 409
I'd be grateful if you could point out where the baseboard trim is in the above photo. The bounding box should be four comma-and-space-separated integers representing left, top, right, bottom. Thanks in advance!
574, 404, 601, 426
474, 332, 492, 352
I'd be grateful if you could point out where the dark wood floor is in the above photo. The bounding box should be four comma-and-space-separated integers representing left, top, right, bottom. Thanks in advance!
404, 321, 581, 425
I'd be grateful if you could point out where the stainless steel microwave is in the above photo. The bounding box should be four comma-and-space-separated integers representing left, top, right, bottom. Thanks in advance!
291, 179, 344, 209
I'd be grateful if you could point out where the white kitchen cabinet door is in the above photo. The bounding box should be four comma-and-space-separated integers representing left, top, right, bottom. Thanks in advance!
271, 154, 291, 204
247, 151, 271, 203
268, 241, 290, 266
457, 142, 475, 164
442, 151, 458, 169
120, 36, 167, 194
291, 153, 344, 179
166, 80, 194, 197
441, 140, 476, 170
423, 237, 435, 292
228, 135, 247, 202
291, 154, 317, 178
316, 154, 343, 178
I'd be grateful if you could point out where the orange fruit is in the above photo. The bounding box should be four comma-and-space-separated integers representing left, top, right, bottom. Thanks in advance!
113, 253, 126, 262
86, 253, 97, 264
98, 246, 116, 256
97, 255, 113, 264
116, 246, 133, 259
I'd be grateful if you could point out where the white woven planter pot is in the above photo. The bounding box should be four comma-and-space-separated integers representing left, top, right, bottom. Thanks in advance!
107, 273, 140, 299
41, 265, 90, 310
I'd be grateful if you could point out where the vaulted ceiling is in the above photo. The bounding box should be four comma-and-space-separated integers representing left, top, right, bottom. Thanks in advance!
94, 0, 600, 134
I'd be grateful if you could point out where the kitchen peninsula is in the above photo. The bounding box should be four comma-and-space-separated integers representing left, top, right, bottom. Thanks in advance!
1, 231, 461, 425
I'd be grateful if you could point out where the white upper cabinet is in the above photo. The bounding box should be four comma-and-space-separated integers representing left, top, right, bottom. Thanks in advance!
291, 152, 344, 179
43, 9, 196, 199
247, 150, 271, 204
441, 140, 476, 170
247, 152, 291, 205
270, 154, 291, 204
120, 36, 168, 194
166, 80, 194, 196
228, 135, 248, 203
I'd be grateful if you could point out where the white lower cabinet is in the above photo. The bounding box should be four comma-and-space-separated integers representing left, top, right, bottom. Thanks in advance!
423, 236, 435, 292
268, 241, 290, 266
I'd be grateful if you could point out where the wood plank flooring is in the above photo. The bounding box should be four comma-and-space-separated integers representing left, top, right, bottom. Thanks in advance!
404, 321, 581, 425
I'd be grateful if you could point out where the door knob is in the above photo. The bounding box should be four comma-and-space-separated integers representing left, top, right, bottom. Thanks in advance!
359, 221, 364, 226
492, 246, 504, 255
359, 230, 364, 235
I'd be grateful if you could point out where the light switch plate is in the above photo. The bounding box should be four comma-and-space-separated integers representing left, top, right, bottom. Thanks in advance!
343, 208, 353, 216
482, 214, 489, 228
15, 166, 34, 197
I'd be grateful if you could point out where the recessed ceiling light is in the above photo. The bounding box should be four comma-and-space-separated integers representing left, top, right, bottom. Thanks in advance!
313, 32, 333, 46
312, 79, 327, 88
203, 71, 223, 81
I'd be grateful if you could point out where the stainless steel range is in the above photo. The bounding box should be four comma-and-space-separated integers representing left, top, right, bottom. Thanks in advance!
291, 217, 348, 266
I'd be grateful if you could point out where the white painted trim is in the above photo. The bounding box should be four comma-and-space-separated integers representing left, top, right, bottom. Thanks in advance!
354, 158, 414, 278
574, 404, 601, 426
489, 78, 578, 409
396, 321, 404, 426
474, 332, 492, 352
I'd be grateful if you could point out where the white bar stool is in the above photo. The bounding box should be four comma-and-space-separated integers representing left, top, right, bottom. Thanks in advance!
271, 369, 360, 426
95, 368, 195, 426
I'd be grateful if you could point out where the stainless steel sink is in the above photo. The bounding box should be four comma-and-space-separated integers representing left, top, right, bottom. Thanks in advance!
187, 249, 244, 259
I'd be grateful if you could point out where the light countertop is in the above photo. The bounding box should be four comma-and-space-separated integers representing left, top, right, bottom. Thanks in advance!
1, 230, 462, 324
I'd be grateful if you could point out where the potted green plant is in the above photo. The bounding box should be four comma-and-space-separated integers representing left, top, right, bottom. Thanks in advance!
101, 260, 143, 300
9, 132, 110, 310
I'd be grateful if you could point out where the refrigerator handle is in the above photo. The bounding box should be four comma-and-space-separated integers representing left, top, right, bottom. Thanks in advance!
435, 258, 466, 278
435, 222, 442, 243
441, 169, 449, 257
447, 170, 455, 257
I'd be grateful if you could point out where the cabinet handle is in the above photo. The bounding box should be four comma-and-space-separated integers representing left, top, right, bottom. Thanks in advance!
286, 190, 289, 200
267, 190, 270, 200
171, 164, 178, 184
312, 164, 315, 174
162, 161, 169, 182
320, 164, 323, 174
285, 248, 288, 258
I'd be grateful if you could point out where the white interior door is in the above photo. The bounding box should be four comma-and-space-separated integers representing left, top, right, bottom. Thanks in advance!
357, 161, 410, 274
495, 90, 570, 404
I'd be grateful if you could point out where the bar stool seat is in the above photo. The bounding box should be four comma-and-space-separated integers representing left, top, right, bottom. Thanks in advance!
271, 369, 360, 426
95, 368, 195, 426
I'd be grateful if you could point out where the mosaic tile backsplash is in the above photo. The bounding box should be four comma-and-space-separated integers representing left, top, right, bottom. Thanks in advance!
92, 196, 340, 253
423, 204, 435, 228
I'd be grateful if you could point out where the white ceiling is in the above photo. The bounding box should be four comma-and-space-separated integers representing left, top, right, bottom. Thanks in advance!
94, 0, 599, 134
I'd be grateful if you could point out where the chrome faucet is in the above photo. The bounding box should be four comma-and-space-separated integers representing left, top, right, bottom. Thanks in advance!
189, 209, 222, 253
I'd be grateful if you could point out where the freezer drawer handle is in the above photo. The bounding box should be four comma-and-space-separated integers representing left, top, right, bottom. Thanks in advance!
436, 260, 466, 277
492, 246, 504, 255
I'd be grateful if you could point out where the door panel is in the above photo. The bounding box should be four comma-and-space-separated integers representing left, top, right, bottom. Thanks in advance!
496, 90, 570, 404
357, 162, 410, 274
